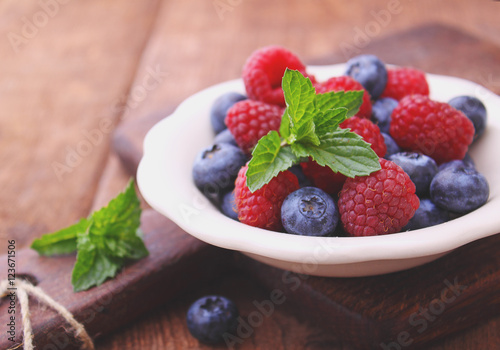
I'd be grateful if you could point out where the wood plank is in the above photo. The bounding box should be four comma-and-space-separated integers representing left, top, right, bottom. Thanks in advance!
0, 0, 161, 252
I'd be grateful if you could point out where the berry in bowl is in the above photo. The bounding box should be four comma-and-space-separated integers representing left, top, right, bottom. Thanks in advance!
137, 46, 500, 277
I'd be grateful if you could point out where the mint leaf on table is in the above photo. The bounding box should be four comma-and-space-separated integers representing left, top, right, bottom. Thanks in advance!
31, 179, 148, 292
246, 69, 381, 192
31, 218, 88, 256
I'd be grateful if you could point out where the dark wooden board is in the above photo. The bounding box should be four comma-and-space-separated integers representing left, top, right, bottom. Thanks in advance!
0, 210, 232, 349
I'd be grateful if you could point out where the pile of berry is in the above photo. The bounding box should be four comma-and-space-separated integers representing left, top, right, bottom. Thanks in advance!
192, 46, 489, 237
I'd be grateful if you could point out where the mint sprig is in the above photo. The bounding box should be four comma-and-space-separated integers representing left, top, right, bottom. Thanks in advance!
31, 179, 148, 292
246, 69, 381, 192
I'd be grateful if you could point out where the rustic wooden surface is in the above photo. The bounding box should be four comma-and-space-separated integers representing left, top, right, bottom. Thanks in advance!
2, 0, 500, 349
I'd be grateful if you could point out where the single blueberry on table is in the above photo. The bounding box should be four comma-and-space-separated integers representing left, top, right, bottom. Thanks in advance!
381, 132, 401, 158
281, 187, 339, 237
214, 128, 238, 147
186, 295, 239, 344
448, 95, 487, 141
345, 54, 388, 99
403, 198, 450, 231
210, 92, 247, 134
192, 143, 247, 205
388, 152, 438, 196
430, 164, 489, 214
221, 191, 239, 221
371, 97, 398, 134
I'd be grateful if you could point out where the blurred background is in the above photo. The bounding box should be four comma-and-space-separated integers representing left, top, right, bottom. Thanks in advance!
1, 0, 499, 349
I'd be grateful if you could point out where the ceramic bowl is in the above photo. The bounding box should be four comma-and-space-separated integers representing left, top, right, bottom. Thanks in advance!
137, 64, 500, 277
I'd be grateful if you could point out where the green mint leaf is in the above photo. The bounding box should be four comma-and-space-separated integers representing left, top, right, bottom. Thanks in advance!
314, 107, 348, 137
315, 90, 364, 118
31, 218, 89, 256
300, 129, 381, 178
282, 69, 319, 145
246, 131, 299, 192
279, 107, 291, 140
71, 229, 123, 292
88, 179, 146, 260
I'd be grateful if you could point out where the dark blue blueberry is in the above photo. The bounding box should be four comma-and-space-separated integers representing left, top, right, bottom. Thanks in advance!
192, 143, 247, 205
371, 98, 398, 133
214, 128, 238, 147
288, 165, 312, 188
345, 54, 388, 99
381, 132, 401, 158
281, 187, 339, 237
448, 95, 487, 141
388, 152, 438, 196
438, 158, 475, 172
403, 198, 450, 231
210, 92, 247, 134
462, 152, 476, 168
221, 191, 239, 221
186, 295, 239, 344
430, 164, 489, 214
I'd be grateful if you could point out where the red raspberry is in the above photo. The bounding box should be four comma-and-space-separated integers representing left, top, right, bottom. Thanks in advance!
315, 76, 372, 119
242, 46, 307, 107
235, 165, 299, 231
340, 116, 387, 157
301, 160, 346, 195
225, 100, 283, 155
381, 67, 429, 100
390, 95, 474, 164
338, 158, 420, 236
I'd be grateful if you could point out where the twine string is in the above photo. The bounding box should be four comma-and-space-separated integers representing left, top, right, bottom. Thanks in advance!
0, 279, 94, 350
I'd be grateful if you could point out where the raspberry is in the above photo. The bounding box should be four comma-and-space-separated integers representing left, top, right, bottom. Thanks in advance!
340, 116, 387, 157
389, 95, 474, 164
225, 99, 283, 155
338, 158, 420, 236
381, 67, 429, 100
242, 46, 307, 107
315, 76, 372, 119
235, 165, 299, 231
300, 159, 347, 195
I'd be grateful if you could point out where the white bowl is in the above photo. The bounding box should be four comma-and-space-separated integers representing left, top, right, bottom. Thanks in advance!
137, 64, 500, 277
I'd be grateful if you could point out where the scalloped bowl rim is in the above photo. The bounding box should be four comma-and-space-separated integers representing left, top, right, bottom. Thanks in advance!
137, 64, 500, 274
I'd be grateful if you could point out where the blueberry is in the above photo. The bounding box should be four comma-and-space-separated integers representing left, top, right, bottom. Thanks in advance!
281, 187, 339, 236
371, 98, 398, 133
186, 295, 239, 344
430, 165, 489, 214
448, 95, 487, 140
438, 159, 475, 172
192, 143, 247, 204
288, 165, 312, 188
210, 92, 247, 134
388, 152, 438, 196
214, 128, 238, 147
221, 191, 239, 221
381, 132, 401, 158
345, 54, 388, 99
462, 152, 476, 169
403, 198, 450, 231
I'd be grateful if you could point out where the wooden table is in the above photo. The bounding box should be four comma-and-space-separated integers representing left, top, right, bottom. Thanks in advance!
1, 1, 500, 349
